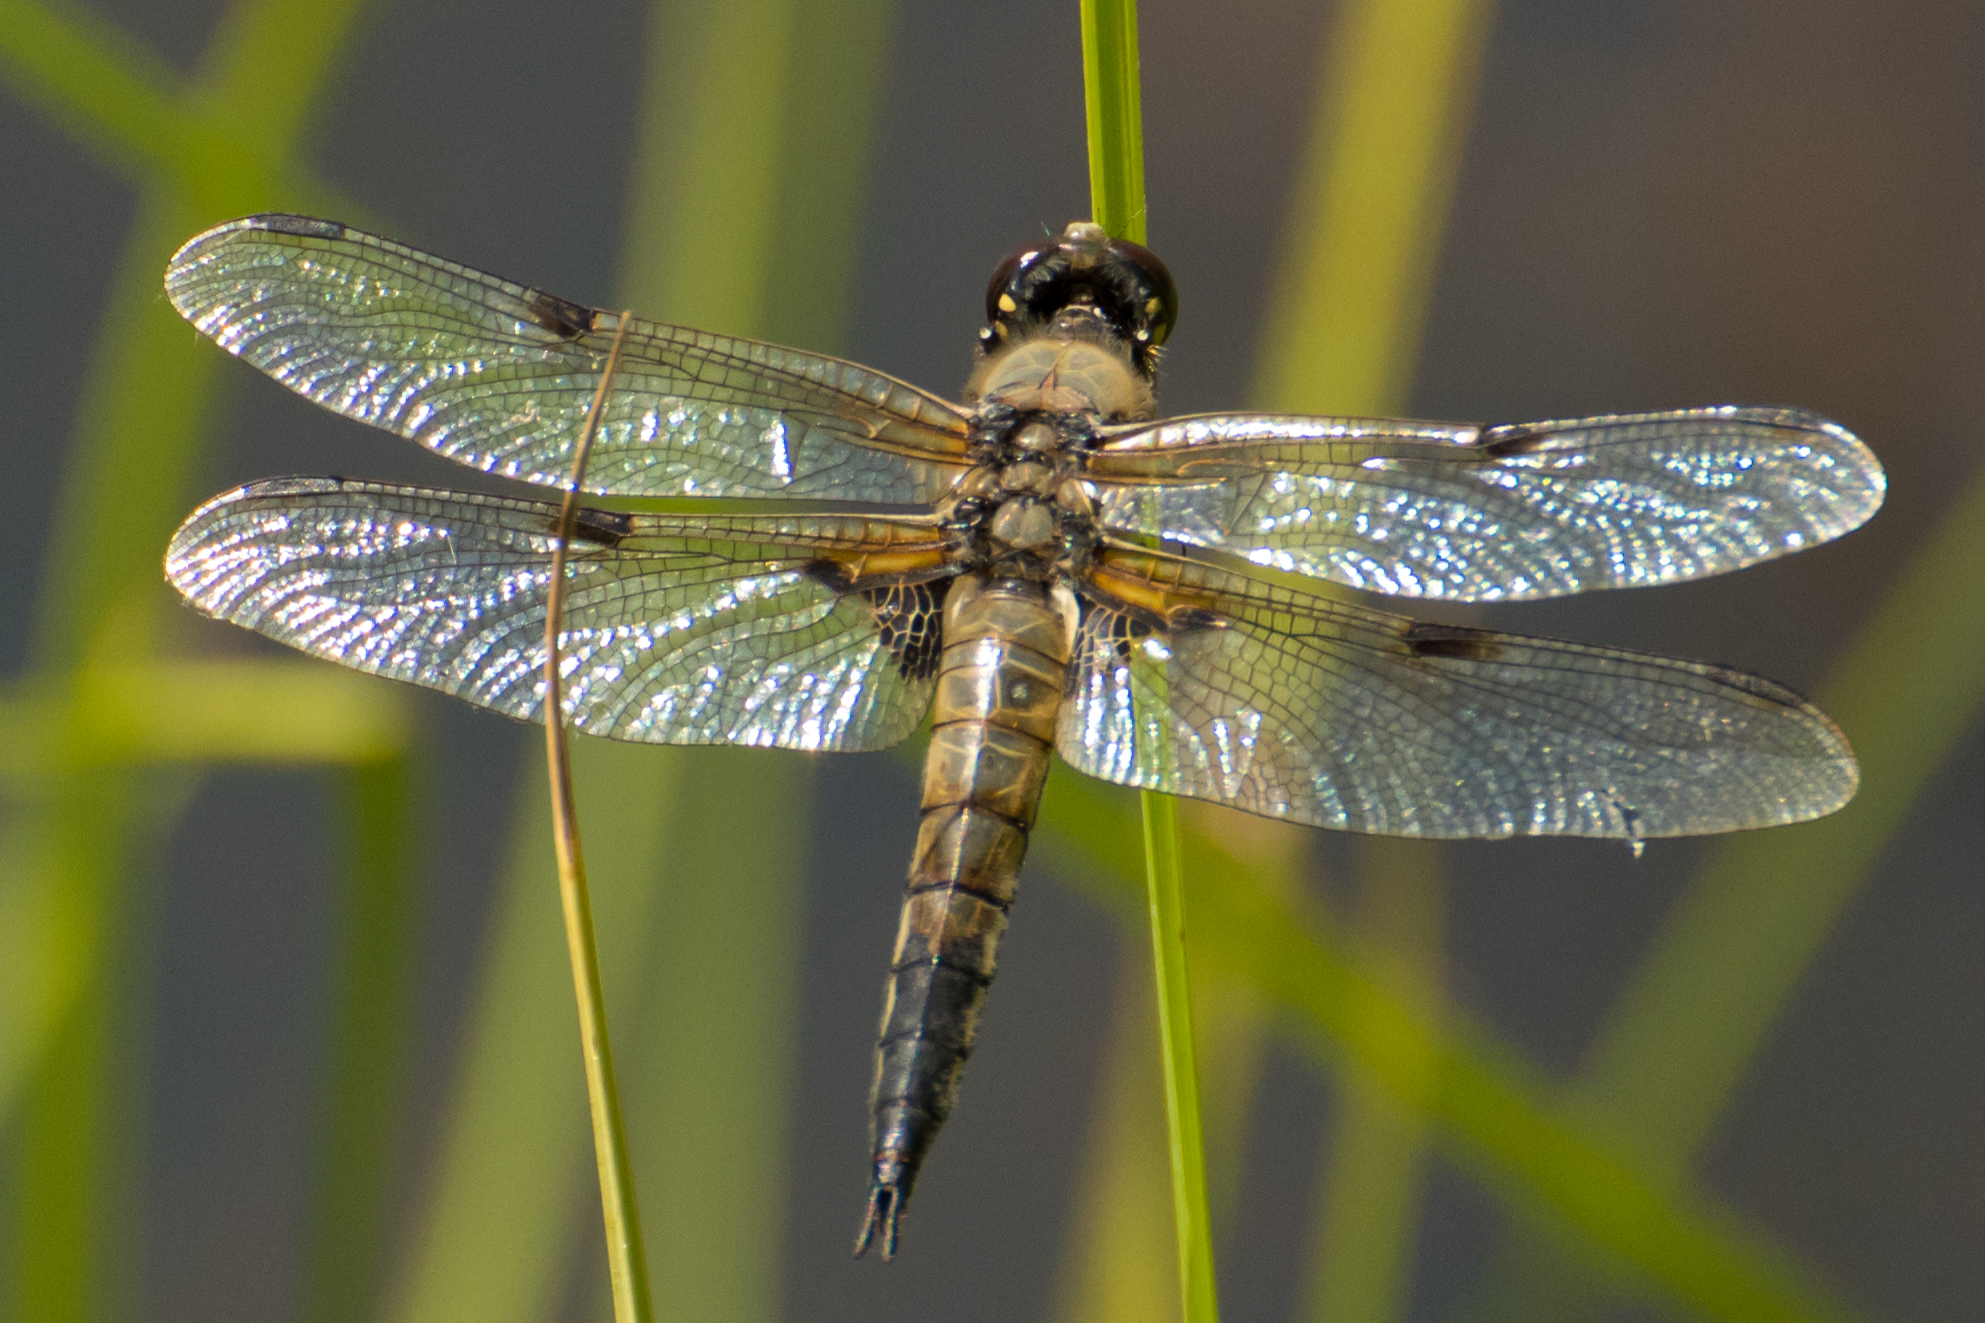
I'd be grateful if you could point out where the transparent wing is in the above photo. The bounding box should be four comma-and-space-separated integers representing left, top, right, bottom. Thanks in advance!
1057, 547, 1856, 838
1086, 407, 1884, 599
166, 215, 974, 503
166, 478, 953, 751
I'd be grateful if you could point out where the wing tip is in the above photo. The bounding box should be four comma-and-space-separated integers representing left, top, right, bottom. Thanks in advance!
166, 477, 353, 578
164, 214, 355, 319
1750, 408, 1887, 543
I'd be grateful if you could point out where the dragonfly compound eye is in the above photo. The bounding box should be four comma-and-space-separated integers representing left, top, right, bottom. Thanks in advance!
982, 223, 1179, 357
1101, 236, 1178, 348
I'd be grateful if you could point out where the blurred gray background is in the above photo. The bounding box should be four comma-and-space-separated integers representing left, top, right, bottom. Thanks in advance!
4, 1, 1983, 1321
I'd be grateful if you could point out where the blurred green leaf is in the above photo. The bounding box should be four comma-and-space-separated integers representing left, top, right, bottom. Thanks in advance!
0, 0, 360, 256
0, 0, 198, 173
309, 755, 417, 1323
384, 736, 678, 1323
1, 1, 376, 1317
1470, 453, 1985, 1321
1249, 0, 1493, 421
611, 1, 890, 1310
1052, 955, 1184, 1323
1299, 841, 1445, 1323
1245, 2, 1496, 1320
1033, 772, 1870, 1323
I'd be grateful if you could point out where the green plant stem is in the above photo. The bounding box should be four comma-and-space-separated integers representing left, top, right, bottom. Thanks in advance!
1139, 791, 1218, 1318
1079, 0, 1145, 244
1081, 2, 1218, 1318
544, 316, 652, 1323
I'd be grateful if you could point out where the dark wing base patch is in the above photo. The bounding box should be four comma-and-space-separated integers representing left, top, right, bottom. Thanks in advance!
803, 559, 953, 682
862, 578, 952, 682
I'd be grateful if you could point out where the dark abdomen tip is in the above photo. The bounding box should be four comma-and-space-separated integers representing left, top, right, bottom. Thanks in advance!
854, 1182, 903, 1260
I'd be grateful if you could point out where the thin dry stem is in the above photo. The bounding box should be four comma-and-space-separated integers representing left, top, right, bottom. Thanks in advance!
544, 312, 653, 1323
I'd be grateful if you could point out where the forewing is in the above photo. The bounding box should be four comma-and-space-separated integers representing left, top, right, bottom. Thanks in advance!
1087, 408, 1884, 599
166, 478, 951, 751
1057, 549, 1856, 838
165, 215, 973, 503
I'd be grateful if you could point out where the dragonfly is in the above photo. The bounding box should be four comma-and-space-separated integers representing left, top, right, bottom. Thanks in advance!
163, 214, 1884, 1258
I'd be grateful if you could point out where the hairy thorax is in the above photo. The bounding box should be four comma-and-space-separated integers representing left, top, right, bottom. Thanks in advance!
963, 334, 1153, 420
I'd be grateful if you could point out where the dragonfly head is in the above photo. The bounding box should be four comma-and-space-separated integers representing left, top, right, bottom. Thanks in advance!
979, 221, 1178, 379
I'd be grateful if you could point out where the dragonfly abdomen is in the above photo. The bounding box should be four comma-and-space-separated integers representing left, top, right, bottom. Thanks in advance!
858, 572, 1077, 1258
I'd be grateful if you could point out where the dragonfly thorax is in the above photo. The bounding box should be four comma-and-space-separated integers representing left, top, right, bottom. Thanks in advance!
947, 400, 1109, 575
942, 461, 1098, 575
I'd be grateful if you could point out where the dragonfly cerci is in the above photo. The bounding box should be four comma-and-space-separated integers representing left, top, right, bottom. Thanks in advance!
163, 215, 1884, 1257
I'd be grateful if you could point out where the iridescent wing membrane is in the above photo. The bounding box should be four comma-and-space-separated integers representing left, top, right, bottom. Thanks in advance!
167, 479, 948, 752
1062, 547, 1857, 838
1087, 408, 1884, 599
164, 215, 1884, 837
1061, 406, 1880, 835
165, 216, 973, 502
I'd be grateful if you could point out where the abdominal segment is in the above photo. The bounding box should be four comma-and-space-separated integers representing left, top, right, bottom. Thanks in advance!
857, 573, 1075, 1258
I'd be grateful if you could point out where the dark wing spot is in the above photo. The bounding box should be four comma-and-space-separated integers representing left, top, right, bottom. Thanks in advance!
1481, 425, 1548, 459
544, 507, 632, 549
801, 559, 858, 593
1404, 623, 1506, 662
1689, 662, 1811, 707
1167, 606, 1226, 632
861, 577, 953, 682
524, 288, 597, 340
251, 214, 347, 239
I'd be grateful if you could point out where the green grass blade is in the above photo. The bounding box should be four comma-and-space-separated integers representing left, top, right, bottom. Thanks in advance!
544, 303, 652, 1323
603, 0, 886, 1313
611, 754, 808, 1323
10, 769, 134, 1323
0, 0, 362, 218
382, 4, 894, 1315
620, 0, 796, 340
1081, 4, 1217, 1318
0, 0, 200, 178
747, 0, 897, 354
1298, 840, 1444, 1323
1249, 0, 1495, 420
1052, 948, 1185, 1323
